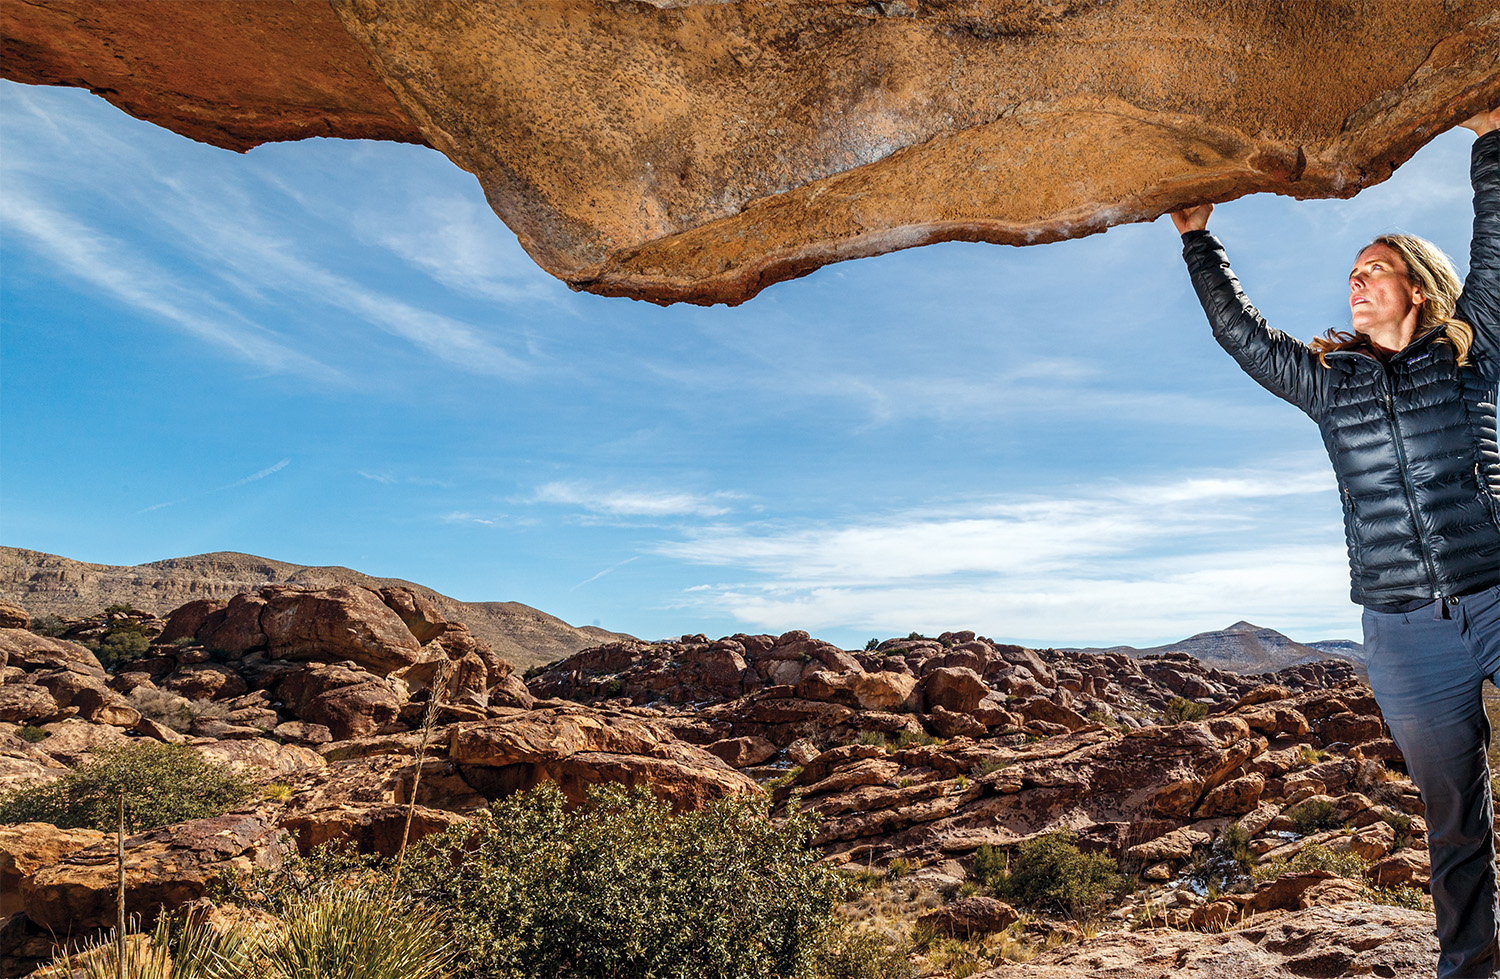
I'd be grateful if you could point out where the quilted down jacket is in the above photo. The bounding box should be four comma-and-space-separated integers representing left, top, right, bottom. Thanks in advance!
1181, 130, 1500, 610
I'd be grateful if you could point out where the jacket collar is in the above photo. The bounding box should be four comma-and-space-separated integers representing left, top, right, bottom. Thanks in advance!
1325, 325, 1444, 366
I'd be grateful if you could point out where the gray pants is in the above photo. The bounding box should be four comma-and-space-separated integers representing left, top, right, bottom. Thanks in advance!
1365, 583, 1500, 979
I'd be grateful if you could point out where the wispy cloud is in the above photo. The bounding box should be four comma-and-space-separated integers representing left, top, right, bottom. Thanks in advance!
531, 482, 737, 518
572, 556, 640, 590
230, 458, 290, 487
654, 464, 1352, 644
138, 458, 293, 514
354, 193, 561, 306
441, 511, 498, 526
0, 192, 339, 380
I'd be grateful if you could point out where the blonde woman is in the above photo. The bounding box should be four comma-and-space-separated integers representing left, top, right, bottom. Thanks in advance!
1171, 106, 1500, 979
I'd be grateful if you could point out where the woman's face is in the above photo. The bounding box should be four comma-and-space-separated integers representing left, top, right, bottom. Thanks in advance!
1350, 243, 1424, 335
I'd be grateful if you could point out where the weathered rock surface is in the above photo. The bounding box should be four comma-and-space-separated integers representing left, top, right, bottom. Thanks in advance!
979, 902, 1436, 978
4, 3, 1498, 304
20, 811, 289, 934
450, 706, 762, 812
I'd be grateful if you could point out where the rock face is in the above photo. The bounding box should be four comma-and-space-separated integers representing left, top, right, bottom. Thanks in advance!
0, 547, 627, 672
978, 902, 1436, 978
4, 2, 1498, 305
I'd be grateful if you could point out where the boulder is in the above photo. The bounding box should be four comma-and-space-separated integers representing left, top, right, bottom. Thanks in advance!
161, 664, 248, 701
0, 630, 101, 673
921, 667, 989, 713
259, 586, 422, 674
196, 738, 325, 775
915, 896, 1019, 938
0, 822, 107, 916
20, 811, 289, 933
0, 602, 28, 630
277, 663, 406, 740
706, 736, 778, 769
0, 684, 66, 725
449, 706, 760, 812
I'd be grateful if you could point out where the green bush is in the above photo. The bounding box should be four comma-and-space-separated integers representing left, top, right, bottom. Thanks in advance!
1161, 697, 1210, 723
395, 783, 861, 979
0, 742, 255, 832
17, 725, 50, 743
1287, 798, 1343, 835
96, 623, 151, 670
29, 613, 68, 637
864, 639, 880, 652
980, 832, 1123, 920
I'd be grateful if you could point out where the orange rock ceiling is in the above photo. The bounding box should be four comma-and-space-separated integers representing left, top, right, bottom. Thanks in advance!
4, 1, 1499, 305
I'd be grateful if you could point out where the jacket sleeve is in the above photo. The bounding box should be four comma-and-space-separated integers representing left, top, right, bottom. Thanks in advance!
1456, 129, 1500, 381
1181, 229, 1327, 420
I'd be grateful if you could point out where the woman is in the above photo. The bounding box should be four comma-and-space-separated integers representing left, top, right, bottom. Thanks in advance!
1170, 106, 1500, 978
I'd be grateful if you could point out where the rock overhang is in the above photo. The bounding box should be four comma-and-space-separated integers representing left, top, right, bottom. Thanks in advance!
3, 0, 1498, 305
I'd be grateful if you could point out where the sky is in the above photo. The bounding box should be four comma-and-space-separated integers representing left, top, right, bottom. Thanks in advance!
0, 80, 1486, 650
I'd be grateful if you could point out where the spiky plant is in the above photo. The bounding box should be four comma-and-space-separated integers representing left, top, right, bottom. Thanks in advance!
49, 912, 256, 979
258, 885, 455, 979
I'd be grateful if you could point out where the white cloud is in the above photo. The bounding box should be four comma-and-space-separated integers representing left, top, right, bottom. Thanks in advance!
653, 463, 1356, 644
531, 482, 736, 518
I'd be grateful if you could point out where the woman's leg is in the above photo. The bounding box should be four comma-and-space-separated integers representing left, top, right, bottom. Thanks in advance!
1364, 602, 1499, 979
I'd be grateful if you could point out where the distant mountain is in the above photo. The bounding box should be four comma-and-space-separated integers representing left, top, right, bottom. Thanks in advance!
1065, 620, 1364, 676
0, 547, 629, 672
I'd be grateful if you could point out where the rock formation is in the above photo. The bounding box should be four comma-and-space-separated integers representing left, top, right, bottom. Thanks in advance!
0, 547, 626, 672
0, 590, 1456, 977
4, 1, 1497, 304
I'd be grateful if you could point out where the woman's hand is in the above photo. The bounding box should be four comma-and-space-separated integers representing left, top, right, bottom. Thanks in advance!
1170, 204, 1213, 234
1459, 106, 1500, 137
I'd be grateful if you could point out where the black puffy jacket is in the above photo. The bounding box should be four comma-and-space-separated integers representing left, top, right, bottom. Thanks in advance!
1182, 130, 1500, 610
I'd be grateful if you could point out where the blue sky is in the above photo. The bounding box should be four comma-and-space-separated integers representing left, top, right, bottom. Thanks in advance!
0, 80, 1485, 649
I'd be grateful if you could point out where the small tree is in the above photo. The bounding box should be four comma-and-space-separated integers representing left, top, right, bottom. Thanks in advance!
0, 742, 255, 832
982, 832, 1123, 921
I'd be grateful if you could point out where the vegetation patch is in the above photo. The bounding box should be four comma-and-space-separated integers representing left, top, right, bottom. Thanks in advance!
0, 742, 255, 832
223, 783, 895, 979
972, 834, 1123, 921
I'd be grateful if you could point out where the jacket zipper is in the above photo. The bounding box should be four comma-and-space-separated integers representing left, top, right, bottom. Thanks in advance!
1381, 366, 1443, 602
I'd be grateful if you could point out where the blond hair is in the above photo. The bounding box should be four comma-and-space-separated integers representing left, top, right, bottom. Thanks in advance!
1309, 233, 1472, 367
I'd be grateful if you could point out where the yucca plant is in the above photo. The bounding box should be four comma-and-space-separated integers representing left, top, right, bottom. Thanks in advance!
258, 885, 455, 979
49, 912, 256, 979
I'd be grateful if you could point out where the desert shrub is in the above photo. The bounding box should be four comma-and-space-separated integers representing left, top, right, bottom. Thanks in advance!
889, 731, 940, 751
864, 639, 880, 652
396, 783, 859, 979
1360, 883, 1431, 910
29, 613, 68, 637
1288, 842, 1367, 878
0, 742, 255, 832
50, 910, 257, 979
1287, 798, 1343, 835
17, 725, 49, 743
982, 832, 1123, 920
857, 731, 887, 748
96, 622, 151, 670
1161, 697, 1209, 723
259, 883, 456, 979
811, 927, 910, 979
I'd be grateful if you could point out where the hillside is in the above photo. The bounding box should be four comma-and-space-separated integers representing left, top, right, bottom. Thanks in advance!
0, 547, 627, 672
1068, 620, 1364, 675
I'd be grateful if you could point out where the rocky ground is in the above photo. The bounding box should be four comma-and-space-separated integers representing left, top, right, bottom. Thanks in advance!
0, 591, 1459, 978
